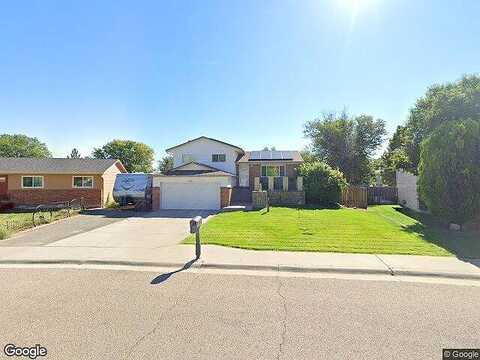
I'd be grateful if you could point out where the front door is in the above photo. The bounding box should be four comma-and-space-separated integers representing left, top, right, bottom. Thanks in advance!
0, 175, 8, 197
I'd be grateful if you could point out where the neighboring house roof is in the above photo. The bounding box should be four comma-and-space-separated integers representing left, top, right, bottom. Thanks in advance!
165, 161, 236, 176
0, 158, 126, 174
165, 136, 245, 154
237, 150, 303, 163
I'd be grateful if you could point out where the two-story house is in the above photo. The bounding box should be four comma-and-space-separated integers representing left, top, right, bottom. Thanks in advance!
152, 136, 303, 210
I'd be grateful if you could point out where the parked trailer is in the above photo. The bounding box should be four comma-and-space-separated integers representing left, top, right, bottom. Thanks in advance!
113, 173, 152, 210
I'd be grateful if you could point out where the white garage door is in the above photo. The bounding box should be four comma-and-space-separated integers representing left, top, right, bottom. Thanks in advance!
161, 182, 220, 210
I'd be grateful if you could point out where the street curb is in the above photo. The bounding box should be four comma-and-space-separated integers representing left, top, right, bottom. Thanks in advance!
0, 259, 203, 269
1, 259, 479, 280
392, 270, 480, 281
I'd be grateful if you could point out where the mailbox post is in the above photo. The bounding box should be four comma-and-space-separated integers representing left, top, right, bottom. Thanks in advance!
190, 216, 203, 259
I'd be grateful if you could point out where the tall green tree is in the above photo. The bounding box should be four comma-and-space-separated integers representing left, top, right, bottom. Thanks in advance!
0, 134, 51, 158
157, 155, 174, 174
304, 111, 386, 184
68, 148, 81, 159
418, 119, 480, 225
396, 75, 480, 172
300, 147, 317, 164
93, 140, 155, 173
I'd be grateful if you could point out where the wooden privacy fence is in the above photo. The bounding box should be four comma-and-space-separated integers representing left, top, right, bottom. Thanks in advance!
341, 186, 368, 209
367, 186, 398, 204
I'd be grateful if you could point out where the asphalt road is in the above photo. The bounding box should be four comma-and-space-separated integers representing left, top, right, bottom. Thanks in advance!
0, 268, 479, 360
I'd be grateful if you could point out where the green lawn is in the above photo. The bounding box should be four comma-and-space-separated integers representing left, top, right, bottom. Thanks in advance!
0, 210, 75, 239
184, 205, 480, 257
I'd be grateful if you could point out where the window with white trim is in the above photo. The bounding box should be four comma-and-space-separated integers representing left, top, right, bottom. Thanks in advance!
22, 176, 44, 189
73, 176, 93, 188
212, 154, 226, 162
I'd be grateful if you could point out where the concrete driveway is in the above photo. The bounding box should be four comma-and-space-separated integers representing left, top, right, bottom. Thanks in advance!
48, 210, 216, 249
1, 209, 216, 249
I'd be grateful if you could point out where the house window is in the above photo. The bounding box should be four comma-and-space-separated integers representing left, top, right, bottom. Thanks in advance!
261, 165, 285, 177
212, 154, 226, 162
182, 154, 196, 163
22, 176, 44, 189
73, 176, 93, 188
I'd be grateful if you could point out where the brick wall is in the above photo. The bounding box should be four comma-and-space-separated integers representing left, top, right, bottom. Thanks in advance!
152, 187, 161, 211
220, 187, 232, 208
8, 189, 102, 208
268, 191, 305, 206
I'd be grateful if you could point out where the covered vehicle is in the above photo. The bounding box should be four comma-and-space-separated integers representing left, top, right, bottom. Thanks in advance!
112, 173, 152, 210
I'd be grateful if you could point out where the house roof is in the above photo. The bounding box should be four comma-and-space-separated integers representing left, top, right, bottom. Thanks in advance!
165, 161, 236, 176
0, 158, 126, 174
155, 170, 234, 177
237, 150, 303, 163
165, 136, 245, 154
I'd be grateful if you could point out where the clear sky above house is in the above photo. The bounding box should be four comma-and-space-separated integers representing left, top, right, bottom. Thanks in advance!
0, 0, 478, 159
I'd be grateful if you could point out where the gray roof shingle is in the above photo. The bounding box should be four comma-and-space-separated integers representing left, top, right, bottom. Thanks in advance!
0, 158, 125, 174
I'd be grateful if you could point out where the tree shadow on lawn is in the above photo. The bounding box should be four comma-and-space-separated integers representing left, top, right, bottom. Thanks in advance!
395, 207, 480, 266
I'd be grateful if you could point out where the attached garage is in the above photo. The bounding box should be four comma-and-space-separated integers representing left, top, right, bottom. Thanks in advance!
161, 182, 220, 210
152, 172, 235, 210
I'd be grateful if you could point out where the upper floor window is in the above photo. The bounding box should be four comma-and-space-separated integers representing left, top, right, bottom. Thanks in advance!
22, 176, 44, 189
212, 154, 226, 162
182, 154, 196, 163
73, 176, 93, 188
261, 165, 285, 177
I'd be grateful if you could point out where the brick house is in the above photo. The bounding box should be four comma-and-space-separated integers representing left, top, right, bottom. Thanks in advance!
0, 158, 126, 208
152, 136, 304, 210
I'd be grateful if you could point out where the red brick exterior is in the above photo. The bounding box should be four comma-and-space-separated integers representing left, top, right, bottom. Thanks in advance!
220, 187, 232, 208
152, 187, 161, 211
8, 189, 101, 208
249, 164, 261, 190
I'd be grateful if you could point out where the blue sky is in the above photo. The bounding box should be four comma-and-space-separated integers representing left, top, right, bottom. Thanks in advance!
1, 0, 479, 160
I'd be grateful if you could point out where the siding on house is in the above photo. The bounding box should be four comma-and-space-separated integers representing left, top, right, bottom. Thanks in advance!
167, 137, 242, 175
396, 170, 421, 212
101, 164, 123, 205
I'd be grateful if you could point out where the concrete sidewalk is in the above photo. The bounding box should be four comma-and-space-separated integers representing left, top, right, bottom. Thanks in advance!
0, 244, 479, 280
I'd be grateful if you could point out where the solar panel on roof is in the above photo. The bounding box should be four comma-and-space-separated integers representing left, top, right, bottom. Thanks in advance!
248, 150, 295, 161
281, 151, 294, 160
269, 151, 281, 159
250, 151, 261, 160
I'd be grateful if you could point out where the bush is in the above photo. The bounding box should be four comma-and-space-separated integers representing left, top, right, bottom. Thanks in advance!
299, 161, 347, 206
418, 119, 480, 225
